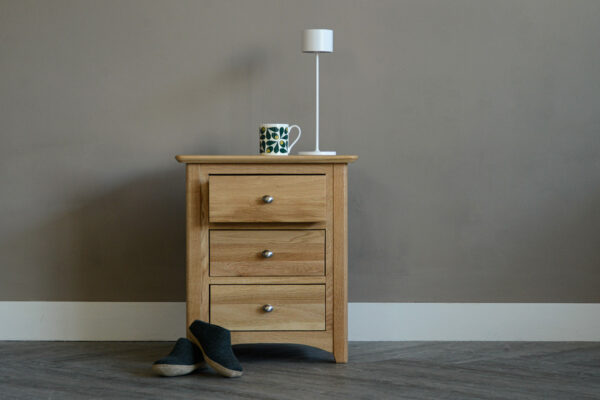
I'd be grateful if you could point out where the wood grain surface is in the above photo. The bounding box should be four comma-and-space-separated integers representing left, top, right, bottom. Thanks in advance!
176, 155, 358, 164
1, 341, 598, 400
208, 175, 327, 223
185, 165, 209, 327
210, 284, 325, 331
210, 230, 325, 277
184, 162, 350, 362
332, 164, 349, 363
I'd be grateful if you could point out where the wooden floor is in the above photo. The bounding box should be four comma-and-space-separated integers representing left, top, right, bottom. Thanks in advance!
1, 341, 599, 399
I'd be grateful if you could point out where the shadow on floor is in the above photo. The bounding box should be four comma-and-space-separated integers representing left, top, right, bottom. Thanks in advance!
233, 343, 335, 363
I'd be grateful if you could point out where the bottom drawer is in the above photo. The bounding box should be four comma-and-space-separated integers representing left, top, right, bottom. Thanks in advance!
210, 284, 325, 331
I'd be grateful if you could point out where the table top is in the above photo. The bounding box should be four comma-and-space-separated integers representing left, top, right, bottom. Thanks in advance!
175, 155, 358, 164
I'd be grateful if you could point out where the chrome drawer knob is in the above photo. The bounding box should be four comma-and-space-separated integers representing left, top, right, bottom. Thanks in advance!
262, 195, 274, 204
262, 250, 273, 258
263, 304, 274, 313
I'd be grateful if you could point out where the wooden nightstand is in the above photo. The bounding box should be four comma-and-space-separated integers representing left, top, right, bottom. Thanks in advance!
175, 155, 357, 363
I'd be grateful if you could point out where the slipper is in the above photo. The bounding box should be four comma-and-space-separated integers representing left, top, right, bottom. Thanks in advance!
152, 338, 206, 377
188, 320, 243, 378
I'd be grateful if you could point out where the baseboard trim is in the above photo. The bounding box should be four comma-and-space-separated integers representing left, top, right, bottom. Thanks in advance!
0, 302, 184, 341
349, 303, 600, 341
0, 302, 598, 341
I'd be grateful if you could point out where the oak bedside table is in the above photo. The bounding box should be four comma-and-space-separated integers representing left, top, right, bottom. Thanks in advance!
175, 155, 357, 363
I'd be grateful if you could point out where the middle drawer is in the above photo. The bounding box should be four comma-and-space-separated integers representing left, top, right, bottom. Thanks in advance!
210, 230, 325, 276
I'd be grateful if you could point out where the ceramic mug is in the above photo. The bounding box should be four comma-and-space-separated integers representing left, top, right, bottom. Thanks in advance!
259, 123, 301, 155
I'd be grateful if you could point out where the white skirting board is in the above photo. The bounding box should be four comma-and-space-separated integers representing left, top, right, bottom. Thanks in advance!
348, 303, 600, 341
0, 302, 599, 341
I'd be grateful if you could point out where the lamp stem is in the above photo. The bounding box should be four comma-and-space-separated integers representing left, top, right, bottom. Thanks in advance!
315, 52, 320, 152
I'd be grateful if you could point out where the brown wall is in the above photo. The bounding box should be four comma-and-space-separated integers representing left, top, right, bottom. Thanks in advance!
1, 0, 599, 302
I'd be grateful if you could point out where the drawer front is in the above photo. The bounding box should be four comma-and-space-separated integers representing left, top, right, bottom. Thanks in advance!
208, 175, 326, 223
210, 230, 325, 277
210, 285, 325, 331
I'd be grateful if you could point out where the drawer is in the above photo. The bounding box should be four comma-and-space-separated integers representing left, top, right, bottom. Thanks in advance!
210, 285, 325, 331
208, 175, 326, 223
210, 230, 325, 277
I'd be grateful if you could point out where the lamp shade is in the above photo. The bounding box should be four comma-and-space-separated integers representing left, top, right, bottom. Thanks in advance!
302, 29, 333, 53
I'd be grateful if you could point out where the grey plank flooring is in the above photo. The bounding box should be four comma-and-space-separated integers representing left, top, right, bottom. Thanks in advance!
0, 341, 598, 399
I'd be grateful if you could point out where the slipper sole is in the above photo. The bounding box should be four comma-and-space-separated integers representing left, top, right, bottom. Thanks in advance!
152, 362, 205, 377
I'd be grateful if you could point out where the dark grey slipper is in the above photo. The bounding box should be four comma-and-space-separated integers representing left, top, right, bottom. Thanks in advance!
188, 320, 243, 378
152, 338, 206, 377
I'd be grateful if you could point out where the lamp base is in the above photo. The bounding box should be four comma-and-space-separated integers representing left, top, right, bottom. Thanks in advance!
297, 150, 337, 156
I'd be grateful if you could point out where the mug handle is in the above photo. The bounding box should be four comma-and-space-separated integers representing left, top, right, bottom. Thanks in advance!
288, 125, 301, 152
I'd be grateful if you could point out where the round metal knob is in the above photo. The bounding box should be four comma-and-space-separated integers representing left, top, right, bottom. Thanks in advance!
262, 195, 274, 204
262, 250, 273, 258
263, 304, 274, 313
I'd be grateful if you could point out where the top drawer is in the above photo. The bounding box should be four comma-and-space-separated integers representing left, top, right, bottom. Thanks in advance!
209, 175, 326, 223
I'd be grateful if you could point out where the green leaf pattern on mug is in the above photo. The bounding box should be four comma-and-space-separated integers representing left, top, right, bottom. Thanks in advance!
260, 125, 290, 154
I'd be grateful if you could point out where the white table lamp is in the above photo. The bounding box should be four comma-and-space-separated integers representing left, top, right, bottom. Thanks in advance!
298, 29, 336, 156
